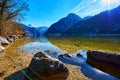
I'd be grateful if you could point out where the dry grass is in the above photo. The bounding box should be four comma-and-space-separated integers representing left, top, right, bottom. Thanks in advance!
0, 38, 32, 80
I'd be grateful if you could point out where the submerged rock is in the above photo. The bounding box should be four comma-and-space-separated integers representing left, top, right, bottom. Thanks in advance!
59, 53, 72, 58
76, 53, 83, 57
6, 36, 14, 42
29, 51, 69, 80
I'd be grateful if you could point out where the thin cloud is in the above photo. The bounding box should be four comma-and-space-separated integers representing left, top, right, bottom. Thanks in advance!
71, 0, 120, 18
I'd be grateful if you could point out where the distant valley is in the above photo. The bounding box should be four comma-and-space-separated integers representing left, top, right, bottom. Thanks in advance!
21, 24, 48, 37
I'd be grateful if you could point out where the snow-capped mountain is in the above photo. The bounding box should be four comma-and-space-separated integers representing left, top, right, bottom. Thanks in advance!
21, 24, 48, 36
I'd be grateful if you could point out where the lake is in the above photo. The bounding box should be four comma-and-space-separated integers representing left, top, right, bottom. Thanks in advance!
1, 36, 120, 80
19, 36, 120, 80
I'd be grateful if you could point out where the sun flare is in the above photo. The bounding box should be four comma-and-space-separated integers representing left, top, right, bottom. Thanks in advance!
101, 0, 118, 5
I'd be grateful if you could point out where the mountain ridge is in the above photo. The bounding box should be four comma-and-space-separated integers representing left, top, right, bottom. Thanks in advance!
46, 13, 82, 35
63, 5, 120, 36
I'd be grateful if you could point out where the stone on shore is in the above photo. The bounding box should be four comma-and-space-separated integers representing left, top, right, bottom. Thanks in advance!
0, 42, 5, 52
0, 36, 9, 45
29, 51, 69, 80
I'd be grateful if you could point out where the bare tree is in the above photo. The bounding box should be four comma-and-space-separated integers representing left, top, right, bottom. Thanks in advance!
0, 0, 29, 35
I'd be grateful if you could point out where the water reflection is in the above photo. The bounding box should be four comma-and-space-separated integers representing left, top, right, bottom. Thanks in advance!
19, 36, 119, 80
20, 36, 64, 55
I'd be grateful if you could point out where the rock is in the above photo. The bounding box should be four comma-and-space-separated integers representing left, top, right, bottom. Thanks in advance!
13, 35, 18, 40
59, 53, 72, 58
10, 35, 18, 41
0, 36, 9, 45
20, 33, 26, 37
76, 53, 83, 57
64, 53, 72, 58
29, 51, 69, 80
0, 42, 5, 52
6, 35, 18, 42
7, 36, 15, 42
87, 50, 120, 78
18, 35, 23, 38
6, 36, 14, 42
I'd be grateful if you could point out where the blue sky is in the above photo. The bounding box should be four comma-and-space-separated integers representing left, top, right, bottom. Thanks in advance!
22, 0, 120, 27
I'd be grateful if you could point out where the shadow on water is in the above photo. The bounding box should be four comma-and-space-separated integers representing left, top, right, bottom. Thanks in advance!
4, 36, 120, 80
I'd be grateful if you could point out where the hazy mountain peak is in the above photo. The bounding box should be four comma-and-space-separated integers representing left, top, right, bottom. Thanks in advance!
67, 13, 81, 19
28, 24, 34, 27
46, 13, 82, 34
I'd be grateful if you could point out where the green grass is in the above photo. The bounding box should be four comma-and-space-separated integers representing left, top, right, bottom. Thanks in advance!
48, 37, 120, 54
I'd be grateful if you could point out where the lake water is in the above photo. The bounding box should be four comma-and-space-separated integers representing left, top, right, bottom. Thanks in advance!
18, 36, 120, 80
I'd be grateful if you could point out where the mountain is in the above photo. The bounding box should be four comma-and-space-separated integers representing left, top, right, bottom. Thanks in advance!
64, 6, 120, 36
37, 27, 48, 35
46, 13, 82, 35
21, 24, 48, 36
83, 16, 92, 20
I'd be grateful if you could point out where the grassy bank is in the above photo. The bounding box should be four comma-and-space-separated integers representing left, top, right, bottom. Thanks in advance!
48, 37, 120, 54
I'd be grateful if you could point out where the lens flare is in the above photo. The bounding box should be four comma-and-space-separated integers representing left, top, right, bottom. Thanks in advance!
101, 0, 118, 5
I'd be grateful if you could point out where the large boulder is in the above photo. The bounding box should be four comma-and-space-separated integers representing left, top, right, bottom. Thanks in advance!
0, 36, 9, 45
87, 50, 120, 78
29, 51, 69, 80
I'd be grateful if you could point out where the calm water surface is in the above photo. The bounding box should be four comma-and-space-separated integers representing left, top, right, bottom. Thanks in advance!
19, 36, 120, 80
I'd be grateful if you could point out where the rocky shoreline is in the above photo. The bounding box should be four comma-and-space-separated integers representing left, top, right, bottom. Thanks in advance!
0, 35, 120, 80
0, 34, 25, 52
3, 49, 120, 80
4, 51, 89, 80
